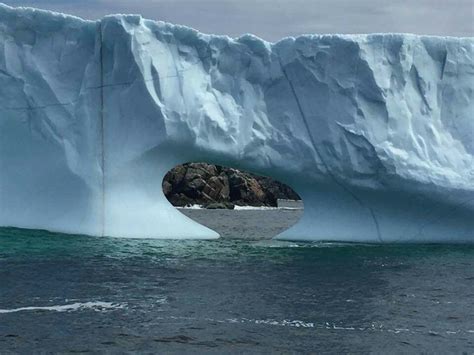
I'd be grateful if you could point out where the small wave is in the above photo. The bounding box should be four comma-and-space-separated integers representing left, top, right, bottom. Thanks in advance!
234, 206, 302, 211
160, 315, 472, 336
0, 301, 125, 314
258, 240, 362, 249
177, 205, 302, 211
234, 206, 278, 210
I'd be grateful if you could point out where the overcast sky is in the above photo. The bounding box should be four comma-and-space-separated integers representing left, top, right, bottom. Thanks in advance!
3, 0, 473, 41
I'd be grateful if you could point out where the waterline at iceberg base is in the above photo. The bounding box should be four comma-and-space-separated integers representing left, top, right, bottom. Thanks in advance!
0, 4, 472, 242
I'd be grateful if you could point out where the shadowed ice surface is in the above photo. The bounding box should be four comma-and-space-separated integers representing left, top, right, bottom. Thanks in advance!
0, 208, 473, 353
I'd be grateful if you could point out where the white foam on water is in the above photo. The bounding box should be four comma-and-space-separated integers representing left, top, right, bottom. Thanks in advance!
177, 205, 303, 211
0, 301, 125, 314
235, 206, 303, 211
160, 315, 472, 336
234, 206, 279, 211
177, 205, 203, 210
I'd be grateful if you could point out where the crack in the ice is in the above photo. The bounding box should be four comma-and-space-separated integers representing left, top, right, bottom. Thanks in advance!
278, 56, 383, 242
410, 195, 474, 241
99, 22, 106, 238
2, 100, 77, 111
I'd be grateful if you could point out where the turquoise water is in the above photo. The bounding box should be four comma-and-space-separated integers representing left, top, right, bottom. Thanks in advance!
1, 216, 474, 353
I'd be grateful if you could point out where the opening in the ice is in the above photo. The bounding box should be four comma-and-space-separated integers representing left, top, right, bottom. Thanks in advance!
162, 163, 304, 239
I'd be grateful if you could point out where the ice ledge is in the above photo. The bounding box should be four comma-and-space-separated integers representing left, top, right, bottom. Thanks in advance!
0, 5, 472, 242
1, 3, 470, 44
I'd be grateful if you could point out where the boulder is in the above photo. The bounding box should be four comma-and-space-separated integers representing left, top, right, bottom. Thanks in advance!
203, 202, 235, 210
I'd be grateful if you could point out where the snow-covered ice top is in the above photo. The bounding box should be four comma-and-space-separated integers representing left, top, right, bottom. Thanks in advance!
0, 4, 472, 242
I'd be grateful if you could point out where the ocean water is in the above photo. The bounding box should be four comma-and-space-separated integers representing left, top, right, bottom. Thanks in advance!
0, 208, 473, 354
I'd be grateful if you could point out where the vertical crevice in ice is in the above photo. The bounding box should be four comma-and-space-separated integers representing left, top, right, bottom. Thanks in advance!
98, 22, 106, 237
277, 56, 383, 242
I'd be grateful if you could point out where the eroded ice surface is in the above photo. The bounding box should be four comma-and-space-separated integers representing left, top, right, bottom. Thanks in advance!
0, 4, 472, 242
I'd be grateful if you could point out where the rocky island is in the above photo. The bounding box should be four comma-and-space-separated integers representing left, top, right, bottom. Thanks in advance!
163, 163, 300, 209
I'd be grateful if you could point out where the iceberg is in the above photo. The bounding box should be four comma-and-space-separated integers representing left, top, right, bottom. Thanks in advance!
0, 4, 472, 242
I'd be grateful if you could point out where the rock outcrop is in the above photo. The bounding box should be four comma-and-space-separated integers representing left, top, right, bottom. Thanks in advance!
163, 163, 300, 208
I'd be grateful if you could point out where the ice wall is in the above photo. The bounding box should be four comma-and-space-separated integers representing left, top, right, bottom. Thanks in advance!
0, 4, 472, 242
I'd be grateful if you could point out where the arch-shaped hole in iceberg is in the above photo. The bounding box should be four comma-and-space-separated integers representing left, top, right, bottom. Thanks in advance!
161, 162, 304, 240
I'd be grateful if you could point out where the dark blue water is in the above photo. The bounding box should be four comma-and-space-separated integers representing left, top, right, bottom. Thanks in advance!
0, 210, 473, 353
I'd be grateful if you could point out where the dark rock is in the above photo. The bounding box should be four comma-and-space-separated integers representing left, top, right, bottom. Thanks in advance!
164, 164, 186, 186
203, 202, 235, 210
168, 193, 194, 207
254, 175, 300, 201
162, 162, 300, 208
162, 181, 172, 196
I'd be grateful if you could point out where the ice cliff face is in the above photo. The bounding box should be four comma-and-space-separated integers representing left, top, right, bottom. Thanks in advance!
0, 4, 472, 242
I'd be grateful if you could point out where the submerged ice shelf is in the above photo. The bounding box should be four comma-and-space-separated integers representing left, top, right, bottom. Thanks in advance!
0, 4, 473, 242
